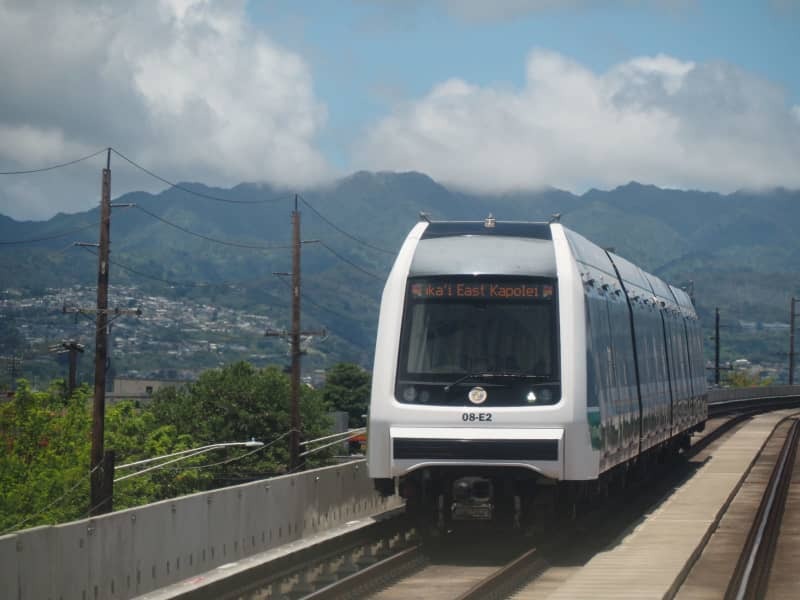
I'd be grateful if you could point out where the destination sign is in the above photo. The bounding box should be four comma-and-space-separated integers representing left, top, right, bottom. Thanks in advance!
409, 280, 554, 301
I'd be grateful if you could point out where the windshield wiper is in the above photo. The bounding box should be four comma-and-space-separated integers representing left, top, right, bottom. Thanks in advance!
443, 372, 551, 392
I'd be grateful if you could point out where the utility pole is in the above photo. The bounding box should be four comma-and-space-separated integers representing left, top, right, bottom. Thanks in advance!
707, 307, 730, 385
790, 297, 797, 385
266, 196, 324, 471
67, 343, 82, 394
290, 195, 302, 470
66, 151, 138, 515
90, 148, 112, 515
48, 341, 85, 397
715, 307, 721, 386
3, 355, 22, 391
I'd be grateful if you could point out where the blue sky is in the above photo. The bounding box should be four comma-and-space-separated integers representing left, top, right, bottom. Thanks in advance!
250, 0, 800, 166
0, 0, 798, 219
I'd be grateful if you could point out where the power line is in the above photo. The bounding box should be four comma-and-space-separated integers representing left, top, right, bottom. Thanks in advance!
79, 245, 225, 288
0, 222, 96, 245
0, 463, 100, 535
275, 276, 361, 323
133, 205, 296, 250
318, 241, 384, 280
298, 194, 394, 255
306, 290, 370, 323
111, 148, 293, 205
80, 245, 286, 290
0, 148, 108, 175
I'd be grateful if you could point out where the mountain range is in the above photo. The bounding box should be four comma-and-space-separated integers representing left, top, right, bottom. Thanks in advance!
2, 172, 798, 381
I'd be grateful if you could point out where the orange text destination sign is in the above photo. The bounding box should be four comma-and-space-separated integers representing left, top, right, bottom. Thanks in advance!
410, 280, 554, 300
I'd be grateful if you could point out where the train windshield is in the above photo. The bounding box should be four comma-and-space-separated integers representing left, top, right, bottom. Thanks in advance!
396, 276, 560, 406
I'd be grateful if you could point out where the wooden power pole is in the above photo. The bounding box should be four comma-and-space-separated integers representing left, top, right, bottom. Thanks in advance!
790, 297, 797, 385
266, 196, 324, 471
48, 341, 85, 397
65, 150, 138, 515
90, 149, 112, 515
287, 195, 302, 470
714, 307, 721, 386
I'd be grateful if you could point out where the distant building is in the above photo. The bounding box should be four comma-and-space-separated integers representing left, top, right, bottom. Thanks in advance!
310, 369, 327, 388
109, 377, 187, 402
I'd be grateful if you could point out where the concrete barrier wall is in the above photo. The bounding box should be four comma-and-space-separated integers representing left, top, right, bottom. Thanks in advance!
0, 460, 401, 600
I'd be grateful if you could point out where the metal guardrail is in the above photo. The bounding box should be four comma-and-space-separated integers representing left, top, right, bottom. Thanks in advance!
707, 385, 800, 417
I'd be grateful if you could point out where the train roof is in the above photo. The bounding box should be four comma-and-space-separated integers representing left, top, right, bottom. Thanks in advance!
420, 220, 552, 240
410, 224, 557, 277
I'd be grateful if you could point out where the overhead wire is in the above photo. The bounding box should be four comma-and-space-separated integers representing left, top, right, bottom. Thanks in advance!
275, 275, 362, 323
0, 463, 100, 535
79, 245, 226, 288
111, 148, 293, 205
317, 241, 384, 280
0, 222, 97, 245
133, 205, 295, 250
298, 194, 393, 255
79, 245, 288, 290
0, 148, 108, 175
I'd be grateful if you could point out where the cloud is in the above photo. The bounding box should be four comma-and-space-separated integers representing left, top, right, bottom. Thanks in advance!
354, 49, 800, 193
0, 0, 331, 220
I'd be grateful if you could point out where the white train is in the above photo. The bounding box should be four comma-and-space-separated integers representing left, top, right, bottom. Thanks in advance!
367, 217, 707, 529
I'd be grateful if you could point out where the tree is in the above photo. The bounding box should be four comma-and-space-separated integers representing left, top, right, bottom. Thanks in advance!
724, 369, 775, 388
149, 362, 333, 481
0, 362, 336, 533
322, 363, 371, 427
0, 381, 91, 532
105, 401, 209, 509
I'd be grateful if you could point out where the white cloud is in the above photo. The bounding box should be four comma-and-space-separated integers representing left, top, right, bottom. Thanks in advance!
0, 0, 331, 220
354, 49, 800, 193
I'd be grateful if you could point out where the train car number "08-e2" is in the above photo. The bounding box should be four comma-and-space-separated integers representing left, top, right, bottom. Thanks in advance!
462, 413, 492, 422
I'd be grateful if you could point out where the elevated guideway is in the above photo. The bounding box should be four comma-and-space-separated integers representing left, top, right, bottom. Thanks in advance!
2, 385, 798, 600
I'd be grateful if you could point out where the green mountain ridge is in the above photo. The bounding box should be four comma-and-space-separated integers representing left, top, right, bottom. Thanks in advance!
2, 173, 798, 382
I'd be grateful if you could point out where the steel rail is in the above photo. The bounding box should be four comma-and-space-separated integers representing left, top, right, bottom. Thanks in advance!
455, 546, 545, 600
304, 544, 425, 600
726, 418, 800, 600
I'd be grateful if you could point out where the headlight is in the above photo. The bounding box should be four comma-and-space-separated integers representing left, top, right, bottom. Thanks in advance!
402, 386, 418, 402
538, 388, 553, 403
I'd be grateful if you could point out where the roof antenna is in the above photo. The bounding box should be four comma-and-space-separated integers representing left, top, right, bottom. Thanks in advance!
419, 211, 431, 223
484, 213, 496, 228
549, 213, 561, 223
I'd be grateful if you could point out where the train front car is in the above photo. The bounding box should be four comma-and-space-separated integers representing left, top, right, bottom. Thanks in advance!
367, 219, 595, 531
